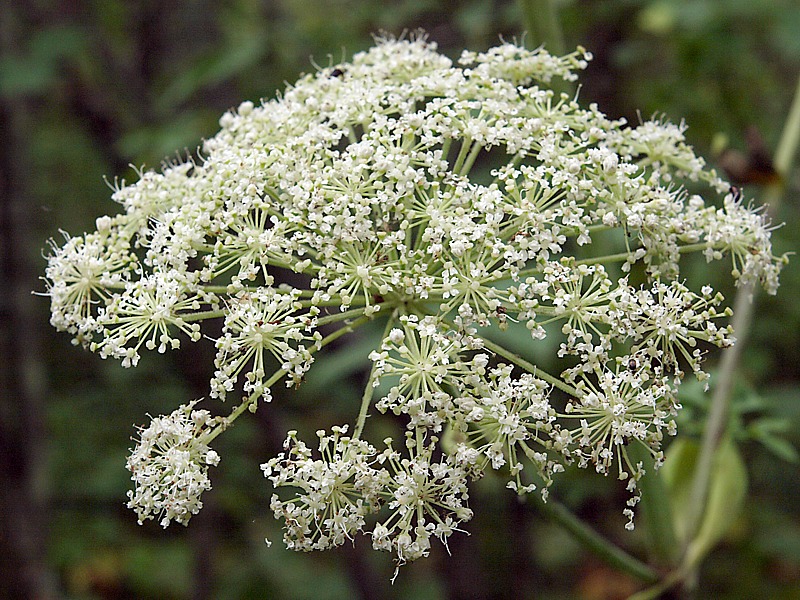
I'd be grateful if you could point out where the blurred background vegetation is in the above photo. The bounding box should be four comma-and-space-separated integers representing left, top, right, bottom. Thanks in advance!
2, 1, 799, 598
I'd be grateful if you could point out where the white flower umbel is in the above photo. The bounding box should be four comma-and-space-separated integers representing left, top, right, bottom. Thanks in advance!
46, 33, 787, 567
126, 401, 220, 527
45, 224, 136, 341
211, 288, 321, 402
370, 314, 481, 431
91, 271, 205, 368
453, 364, 558, 495
263, 426, 383, 552
373, 436, 473, 566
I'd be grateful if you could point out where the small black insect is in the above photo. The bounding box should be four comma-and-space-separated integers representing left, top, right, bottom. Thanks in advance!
330, 68, 345, 78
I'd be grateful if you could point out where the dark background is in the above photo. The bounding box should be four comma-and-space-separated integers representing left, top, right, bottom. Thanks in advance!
2, 1, 800, 598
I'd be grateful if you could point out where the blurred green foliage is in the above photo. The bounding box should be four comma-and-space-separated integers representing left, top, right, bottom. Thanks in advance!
4, 0, 800, 598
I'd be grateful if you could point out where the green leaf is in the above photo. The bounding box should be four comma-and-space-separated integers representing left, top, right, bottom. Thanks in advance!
661, 437, 748, 568
754, 432, 800, 463
745, 416, 799, 462
685, 437, 748, 567
660, 437, 700, 545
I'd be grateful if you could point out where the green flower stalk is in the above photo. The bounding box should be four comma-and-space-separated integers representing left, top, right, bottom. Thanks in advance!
45, 34, 786, 568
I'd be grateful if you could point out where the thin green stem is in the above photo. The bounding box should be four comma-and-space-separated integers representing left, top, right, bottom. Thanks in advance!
533, 496, 660, 584
451, 138, 474, 174
628, 567, 687, 600
181, 309, 226, 323
479, 336, 578, 397
574, 243, 714, 268
459, 140, 484, 177
353, 311, 399, 439
316, 305, 378, 327
203, 365, 288, 444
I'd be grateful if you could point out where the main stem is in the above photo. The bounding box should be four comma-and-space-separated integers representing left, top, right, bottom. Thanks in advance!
681, 72, 800, 565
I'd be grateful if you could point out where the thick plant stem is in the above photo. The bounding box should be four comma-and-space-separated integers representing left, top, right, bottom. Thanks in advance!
681, 73, 800, 564
680, 281, 754, 557
517, 0, 565, 55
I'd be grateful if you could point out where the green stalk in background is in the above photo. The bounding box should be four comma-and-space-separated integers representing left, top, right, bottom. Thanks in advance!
679, 72, 800, 580
517, 0, 565, 55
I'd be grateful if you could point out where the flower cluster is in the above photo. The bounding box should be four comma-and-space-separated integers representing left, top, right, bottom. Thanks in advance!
211, 288, 321, 402
126, 401, 221, 527
263, 427, 471, 567
45, 34, 786, 566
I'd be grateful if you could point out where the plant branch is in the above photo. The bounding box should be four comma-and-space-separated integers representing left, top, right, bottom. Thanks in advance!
479, 336, 578, 397
353, 311, 398, 439
533, 496, 660, 584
